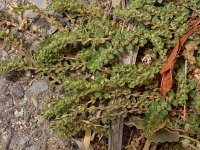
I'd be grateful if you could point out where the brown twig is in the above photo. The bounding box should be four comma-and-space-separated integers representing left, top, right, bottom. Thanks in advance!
1, 19, 42, 41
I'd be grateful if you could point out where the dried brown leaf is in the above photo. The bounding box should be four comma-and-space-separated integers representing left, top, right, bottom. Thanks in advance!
160, 17, 200, 96
161, 70, 173, 97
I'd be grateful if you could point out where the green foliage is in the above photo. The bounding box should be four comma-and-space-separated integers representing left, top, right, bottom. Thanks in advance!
174, 66, 189, 106
0, 0, 200, 141
144, 92, 173, 136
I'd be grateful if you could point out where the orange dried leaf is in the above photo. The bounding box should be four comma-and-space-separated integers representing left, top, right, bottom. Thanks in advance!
160, 39, 180, 74
160, 17, 200, 97
161, 70, 172, 97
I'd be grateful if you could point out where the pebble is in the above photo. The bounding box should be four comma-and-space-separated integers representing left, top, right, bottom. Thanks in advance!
30, 40, 40, 52
24, 0, 47, 18
47, 26, 58, 35
24, 112, 31, 122
11, 85, 24, 99
19, 134, 29, 147
27, 145, 38, 150
34, 18, 50, 29
26, 80, 48, 98
19, 98, 28, 108
0, 79, 9, 95
1, 132, 9, 143
0, 2, 5, 11
0, 96, 13, 109
14, 109, 24, 118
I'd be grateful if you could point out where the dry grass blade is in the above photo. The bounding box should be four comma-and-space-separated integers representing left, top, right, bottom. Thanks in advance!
84, 127, 92, 149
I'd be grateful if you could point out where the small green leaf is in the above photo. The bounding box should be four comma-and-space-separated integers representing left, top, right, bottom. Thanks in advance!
95, 92, 101, 98
105, 41, 112, 48
97, 31, 105, 38
117, 47, 124, 52
126, 43, 133, 50
103, 93, 110, 99
102, 117, 107, 124
26, 60, 33, 67
108, 54, 114, 60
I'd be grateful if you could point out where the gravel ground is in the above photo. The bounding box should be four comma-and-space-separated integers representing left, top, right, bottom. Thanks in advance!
0, 75, 81, 150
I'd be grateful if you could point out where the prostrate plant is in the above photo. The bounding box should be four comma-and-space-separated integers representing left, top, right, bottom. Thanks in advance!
0, 0, 200, 144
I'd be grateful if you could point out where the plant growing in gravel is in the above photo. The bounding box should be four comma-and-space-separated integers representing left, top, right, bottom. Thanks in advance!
0, 0, 200, 148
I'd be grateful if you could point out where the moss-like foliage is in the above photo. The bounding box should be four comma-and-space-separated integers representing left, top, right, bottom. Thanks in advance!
0, 0, 200, 141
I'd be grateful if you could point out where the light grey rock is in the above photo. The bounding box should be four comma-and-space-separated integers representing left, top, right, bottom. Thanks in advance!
19, 134, 29, 147
19, 98, 28, 107
29, 0, 47, 9
0, 96, 13, 109
1, 131, 13, 150
26, 80, 48, 97
47, 26, 58, 35
1, 132, 9, 143
27, 145, 38, 150
24, 0, 47, 18
30, 41, 40, 52
14, 109, 24, 118
0, 79, 9, 95
24, 112, 31, 122
11, 85, 24, 99
34, 18, 50, 29
0, 1, 5, 11
1, 50, 8, 61
31, 128, 42, 138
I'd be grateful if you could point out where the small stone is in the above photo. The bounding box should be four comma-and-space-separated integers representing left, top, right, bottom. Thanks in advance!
0, 79, 9, 95
19, 98, 28, 107
59, 88, 65, 95
0, 96, 13, 109
1, 50, 8, 60
26, 80, 48, 98
27, 145, 38, 150
1, 132, 9, 143
10, 27, 18, 37
14, 109, 24, 118
11, 85, 24, 99
31, 97, 38, 107
19, 135, 29, 147
30, 41, 40, 52
34, 18, 50, 29
32, 128, 42, 137
24, 112, 31, 122
29, 0, 47, 9
0, 2, 6, 11
24, 0, 47, 18
47, 26, 58, 35
24, 10, 38, 19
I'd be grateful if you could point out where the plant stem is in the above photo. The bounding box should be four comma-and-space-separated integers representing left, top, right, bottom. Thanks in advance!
179, 135, 200, 145
188, 144, 198, 150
